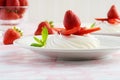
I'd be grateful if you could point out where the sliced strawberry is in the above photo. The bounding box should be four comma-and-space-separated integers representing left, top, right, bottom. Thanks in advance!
108, 18, 120, 24
95, 18, 108, 21
63, 10, 81, 30
0, 9, 19, 20
61, 26, 80, 35
107, 5, 120, 19
75, 27, 101, 35
34, 21, 54, 35
3, 27, 22, 45
0, 0, 6, 6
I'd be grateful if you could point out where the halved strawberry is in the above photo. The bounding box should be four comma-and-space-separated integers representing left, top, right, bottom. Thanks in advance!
61, 10, 81, 35
34, 21, 54, 35
107, 5, 120, 19
63, 10, 81, 30
3, 27, 22, 45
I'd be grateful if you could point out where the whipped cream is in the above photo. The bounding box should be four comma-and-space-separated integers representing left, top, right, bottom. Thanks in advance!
45, 34, 100, 49
98, 22, 120, 33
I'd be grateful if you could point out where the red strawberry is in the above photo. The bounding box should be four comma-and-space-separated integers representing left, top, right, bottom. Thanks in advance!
18, 0, 28, 17
6, 0, 20, 14
18, 8, 26, 18
107, 5, 120, 19
95, 5, 120, 24
34, 21, 54, 35
19, 0, 28, 6
6, 0, 20, 6
61, 10, 81, 35
63, 10, 81, 30
3, 27, 22, 45
0, 9, 19, 20
0, 0, 6, 6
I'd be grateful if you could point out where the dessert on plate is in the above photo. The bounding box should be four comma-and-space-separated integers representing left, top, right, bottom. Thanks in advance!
31, 10, 101, 49
95, 5, 120, 33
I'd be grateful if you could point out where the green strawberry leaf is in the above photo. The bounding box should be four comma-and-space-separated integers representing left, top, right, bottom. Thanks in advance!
30, 27, 48, 47
33, 36, 42, 44
42, 27, 48, 45
49, 21, 54, 28
90, 22, 96, 28
31, 43, 43, 47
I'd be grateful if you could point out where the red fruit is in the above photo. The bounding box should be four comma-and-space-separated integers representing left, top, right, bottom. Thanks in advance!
61, 26, 80, 35
63, 10, 81, 30
6, 0, 20, 6
18, 8, 26, 18
34, 21, 54, 35
107, 5, 120, 19
95, 18, 108, 22
19, 0, 28, 6
0, 9, 19, 20
78, 27, 101, 35
3, 27, 22, 45
0, 0, 6, 6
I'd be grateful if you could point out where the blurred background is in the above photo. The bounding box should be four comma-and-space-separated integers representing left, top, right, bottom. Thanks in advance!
28, 0, 120, 23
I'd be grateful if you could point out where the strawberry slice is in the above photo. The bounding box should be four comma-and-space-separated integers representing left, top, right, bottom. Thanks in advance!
108, 18, 120, 24
34, 21, 54, 35
107, 5, 120, 19
61, 26, 80, 35
95, 18, 108, 21
3, 27, 22, 45
75, 27, 101, 35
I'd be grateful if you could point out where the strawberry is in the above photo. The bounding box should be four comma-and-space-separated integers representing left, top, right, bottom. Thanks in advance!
0, 0, 6, 6
107, 5, 120, 19
0, 9, 19, 20
6, 0, 20, 6
61, 10, 81, 35
75, 27, 101, 35
5, 0, 20, 15
18, 8, 27, 18
63, 10, 81, 30
3, 27, 22, 45
34, 21, 54, 35
18, 0, 28, 18
95, 5, 120, 24
19, 0, 28, 6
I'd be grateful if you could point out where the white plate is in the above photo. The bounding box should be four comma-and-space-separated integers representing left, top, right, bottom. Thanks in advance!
14, 35, 120, 60
93, 32, 120, 36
